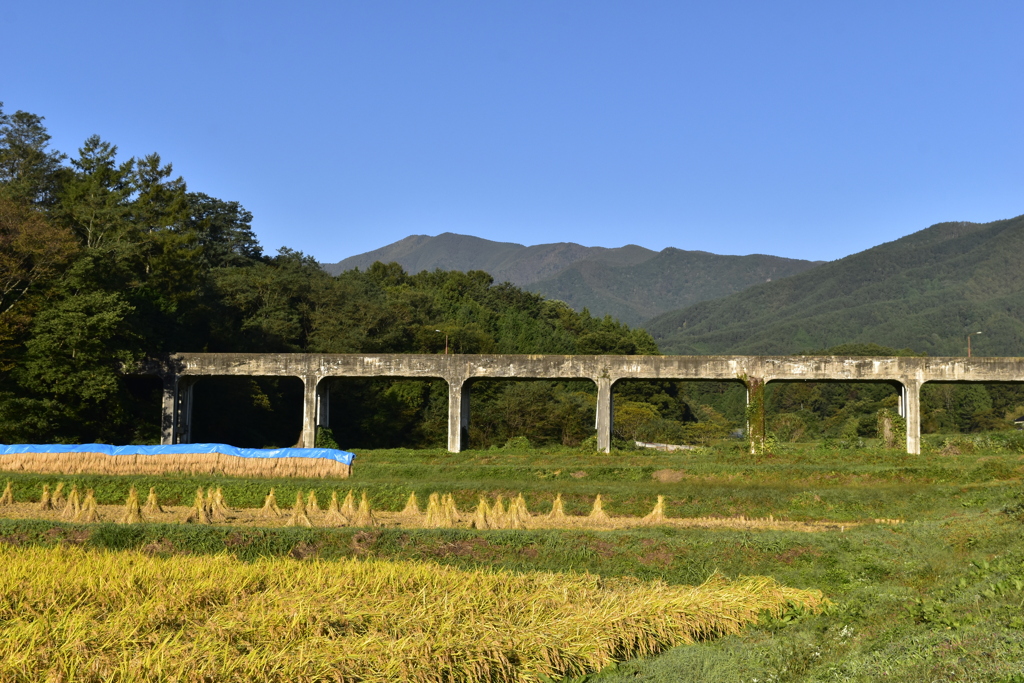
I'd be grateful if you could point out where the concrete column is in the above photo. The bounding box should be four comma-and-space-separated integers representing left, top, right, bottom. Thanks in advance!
902, 379, 922, 455
896, 383, 906, 418
595, 376, 613, 453
746, 376, 766, 454
162, 376, 196, 445
160, 375, 177, 445
300, 375, 320, 449
447, 378, 471, 452
178, 378, 195, 444
317, 380, 330, 428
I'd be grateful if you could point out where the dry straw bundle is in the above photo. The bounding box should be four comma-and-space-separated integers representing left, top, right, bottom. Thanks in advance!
547, 493, 567, 521
119, 487, 143, 525
490, 495, 508, 529
341, 490, 357, 519
472, 497, 492, 530
62, 485, 81, 520
259, 488, 282, 518
185, 488, 211, 525
442, 494, 460, 525
0, 450, 351, 479
642, 496, 667, 526
306, 490, 320, 513
424, 492, 444, 528
37, 484, 52, 511
0, 481, 12, 506
143, 487, 163, 515
287, 489, 313, 528
52, 482, 65, 509
351, 491, 377, 528
507, 494, 531, 529
324, 491, 348, 526
400, 492, 421, 519
208, 488, 231, 522
77, 489, 99, 523
588, 495, 610, 524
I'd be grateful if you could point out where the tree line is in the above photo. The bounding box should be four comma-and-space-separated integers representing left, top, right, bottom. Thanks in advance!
2, 104, 1020, 450
0, 104, 664, 449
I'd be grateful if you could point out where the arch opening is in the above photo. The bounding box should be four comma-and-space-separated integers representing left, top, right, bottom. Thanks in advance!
190, 376, 304, 448
465, 378, 596, 451
321, 377, 448, 450
763, 379, 902, 447
611, 379, 747, 450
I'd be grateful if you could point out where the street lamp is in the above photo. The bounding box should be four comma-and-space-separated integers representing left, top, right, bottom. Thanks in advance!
435, 329, 448, 355
967, 331, 982, 358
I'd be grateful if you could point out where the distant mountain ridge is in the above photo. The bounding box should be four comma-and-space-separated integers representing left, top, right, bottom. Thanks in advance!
646, 214, 1024, 356
323, 233, 822, 325
322, 233, 659, 286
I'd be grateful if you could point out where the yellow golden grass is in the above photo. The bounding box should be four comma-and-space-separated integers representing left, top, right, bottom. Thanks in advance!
0, 545, 825, 683
0, 451, 351, 479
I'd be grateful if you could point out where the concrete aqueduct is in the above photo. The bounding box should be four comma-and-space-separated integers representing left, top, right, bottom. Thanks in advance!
143, 353, 1024, 454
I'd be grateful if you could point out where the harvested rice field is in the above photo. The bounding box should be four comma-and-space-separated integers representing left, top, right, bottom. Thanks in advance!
2, 440, 1023, 681
0, 484, 862, 532
0, 545, 824, 682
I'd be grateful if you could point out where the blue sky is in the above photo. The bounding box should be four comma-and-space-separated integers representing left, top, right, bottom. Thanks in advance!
3, 1, 1021, 263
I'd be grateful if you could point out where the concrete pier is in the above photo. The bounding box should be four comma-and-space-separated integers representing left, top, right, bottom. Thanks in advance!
142, 353, 1024, 454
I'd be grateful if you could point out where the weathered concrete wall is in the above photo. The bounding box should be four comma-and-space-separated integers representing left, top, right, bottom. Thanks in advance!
142, 353, 1024, 454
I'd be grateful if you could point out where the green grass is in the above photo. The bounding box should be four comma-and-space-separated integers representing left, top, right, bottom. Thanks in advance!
2, 437, 1024, 681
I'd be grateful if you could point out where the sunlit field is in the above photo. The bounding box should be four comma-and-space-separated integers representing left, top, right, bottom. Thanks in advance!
1, 433, 1022, 681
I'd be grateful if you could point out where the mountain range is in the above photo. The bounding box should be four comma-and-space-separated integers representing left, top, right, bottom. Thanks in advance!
324, 213, 1024, 356
647, 214, 1024, 356
323, 233, 822, 326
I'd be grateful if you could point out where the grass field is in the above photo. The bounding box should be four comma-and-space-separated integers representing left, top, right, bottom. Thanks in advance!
1, 434, 1023, 681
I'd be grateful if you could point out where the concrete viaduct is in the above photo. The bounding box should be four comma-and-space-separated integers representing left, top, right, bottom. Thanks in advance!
142, 353, 1024, 455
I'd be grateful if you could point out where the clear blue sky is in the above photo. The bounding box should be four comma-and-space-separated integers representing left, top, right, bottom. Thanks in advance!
3, 1, 1021, 263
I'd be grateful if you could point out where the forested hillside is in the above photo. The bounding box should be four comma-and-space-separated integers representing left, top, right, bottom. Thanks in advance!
326, 233, 822, 326
3, 104, 1020, 451
648, 214, 1024, 356
0, 104, 656, 449
530, 248, 821, 326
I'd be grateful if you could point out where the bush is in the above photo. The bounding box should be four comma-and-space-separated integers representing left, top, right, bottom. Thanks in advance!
503, 436, 532, 451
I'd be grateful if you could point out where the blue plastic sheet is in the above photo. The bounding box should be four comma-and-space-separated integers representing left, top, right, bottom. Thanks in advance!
0, 443, 355, 466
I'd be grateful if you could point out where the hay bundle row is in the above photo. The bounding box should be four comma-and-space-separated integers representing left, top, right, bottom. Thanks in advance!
403, 492, 653, 530
0, 451, 351, 479
254, 488, 378, 528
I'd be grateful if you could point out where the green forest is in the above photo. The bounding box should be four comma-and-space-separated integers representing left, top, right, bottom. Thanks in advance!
2, 103, 1022, 451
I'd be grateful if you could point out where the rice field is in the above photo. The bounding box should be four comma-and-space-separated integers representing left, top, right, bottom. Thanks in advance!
0, 481, 860, 532
0, 545, 825, 683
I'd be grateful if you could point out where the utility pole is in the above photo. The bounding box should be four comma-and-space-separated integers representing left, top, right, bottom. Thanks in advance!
435, 329, 449, 354
967, 331, 982, 358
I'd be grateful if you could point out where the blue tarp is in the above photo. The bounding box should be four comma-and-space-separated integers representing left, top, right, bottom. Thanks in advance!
0, 443, 355, 466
